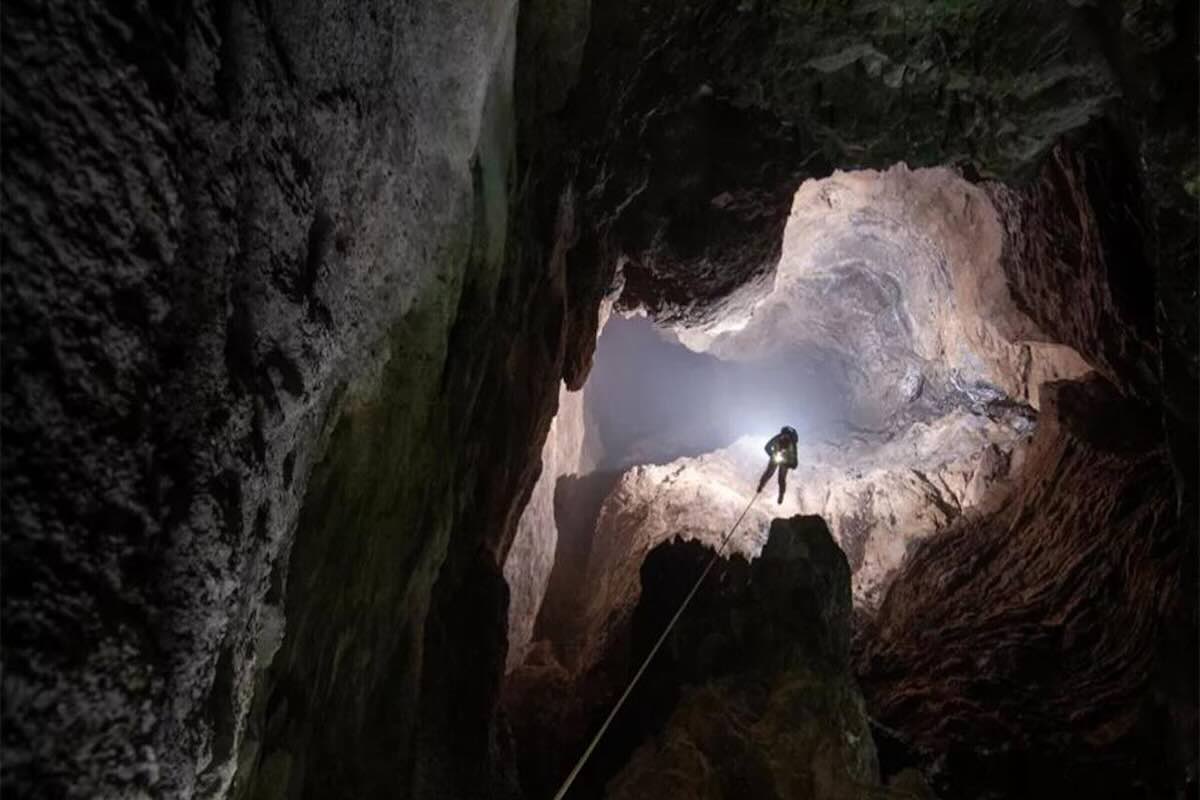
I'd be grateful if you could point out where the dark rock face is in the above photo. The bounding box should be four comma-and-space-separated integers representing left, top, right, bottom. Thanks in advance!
551, 0, 1150, 326
507, 518, 938, 800
1, 1, 585, 797
988, 123, 1198, 502
855, 374, 1198, 799
603, 518, 887, 799
989, 128, 1162, 408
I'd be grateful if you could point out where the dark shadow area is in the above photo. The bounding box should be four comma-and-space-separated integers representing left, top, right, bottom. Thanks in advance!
586, 315, 848, 469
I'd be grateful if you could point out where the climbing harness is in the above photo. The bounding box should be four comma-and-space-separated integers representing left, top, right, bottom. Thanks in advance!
550, 485, 764, 800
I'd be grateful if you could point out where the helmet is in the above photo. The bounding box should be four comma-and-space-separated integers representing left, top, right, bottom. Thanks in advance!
782, 426, 798, 440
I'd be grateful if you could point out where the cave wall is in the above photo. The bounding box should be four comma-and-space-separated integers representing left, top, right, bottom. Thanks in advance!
504, 381, 593, 672
572, 0, 1129, 324
676, 165, 1093, 417
855, 374, 1198, 798
504, 1, 1195, 794
845, 104, 1200, 796
525, 0, 1194, 483
1, 0, 595, 796
986, 125, 1198, 499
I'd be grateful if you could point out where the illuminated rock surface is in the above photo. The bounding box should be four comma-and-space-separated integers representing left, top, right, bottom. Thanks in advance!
527, 403, 1032, 692
675, 166, 1092, 417
505, 382, 594, 672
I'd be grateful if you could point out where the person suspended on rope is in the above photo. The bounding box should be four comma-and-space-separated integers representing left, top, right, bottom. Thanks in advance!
757, 425, 799, 504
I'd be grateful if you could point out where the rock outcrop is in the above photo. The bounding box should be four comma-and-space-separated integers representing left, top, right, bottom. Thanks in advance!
504, 395, 1035, 797
855, 374, 1198, 798
604, 517, 897, 800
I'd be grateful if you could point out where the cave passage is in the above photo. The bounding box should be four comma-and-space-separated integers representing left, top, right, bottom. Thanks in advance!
585, 315, 849, 470
516, 166, 1074, 672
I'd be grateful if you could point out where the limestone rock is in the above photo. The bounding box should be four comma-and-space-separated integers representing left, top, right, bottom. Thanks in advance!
674, 166, 1092, 419
605, 517, 886, 800
855, 374, 1198, 798
2, 1, 523, 796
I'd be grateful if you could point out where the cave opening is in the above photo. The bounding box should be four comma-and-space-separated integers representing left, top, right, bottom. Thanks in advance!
501, 164, 1108, 799
586, 314, 845, 471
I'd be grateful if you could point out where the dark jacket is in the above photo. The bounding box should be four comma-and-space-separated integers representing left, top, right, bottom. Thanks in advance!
764, 432, 798, 468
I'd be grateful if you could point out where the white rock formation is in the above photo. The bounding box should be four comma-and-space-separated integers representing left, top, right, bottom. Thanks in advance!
504, 381, 595, 670
676, 165, 1090, 414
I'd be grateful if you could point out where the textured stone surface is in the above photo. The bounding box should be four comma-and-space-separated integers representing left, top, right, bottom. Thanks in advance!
986, 134, 1160, 403
788, 409, 1035, 611
571, 0, 1126, 326
1, 1, 569, 797
604, 518, 889, 800
541, 0, 1195, 490
676, 166, 1093, 418
560, 403, 1034, 681
503, 397, 1035, 798
984, 126, 1198, 501
855, 374, 1198, 798
504, 382, 593, 672
514, 165, 1107, 680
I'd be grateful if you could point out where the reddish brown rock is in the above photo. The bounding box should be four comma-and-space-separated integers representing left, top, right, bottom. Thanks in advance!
854, 374, 1197, 798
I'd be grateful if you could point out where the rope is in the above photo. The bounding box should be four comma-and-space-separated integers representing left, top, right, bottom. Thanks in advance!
551, 485, 764, 800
